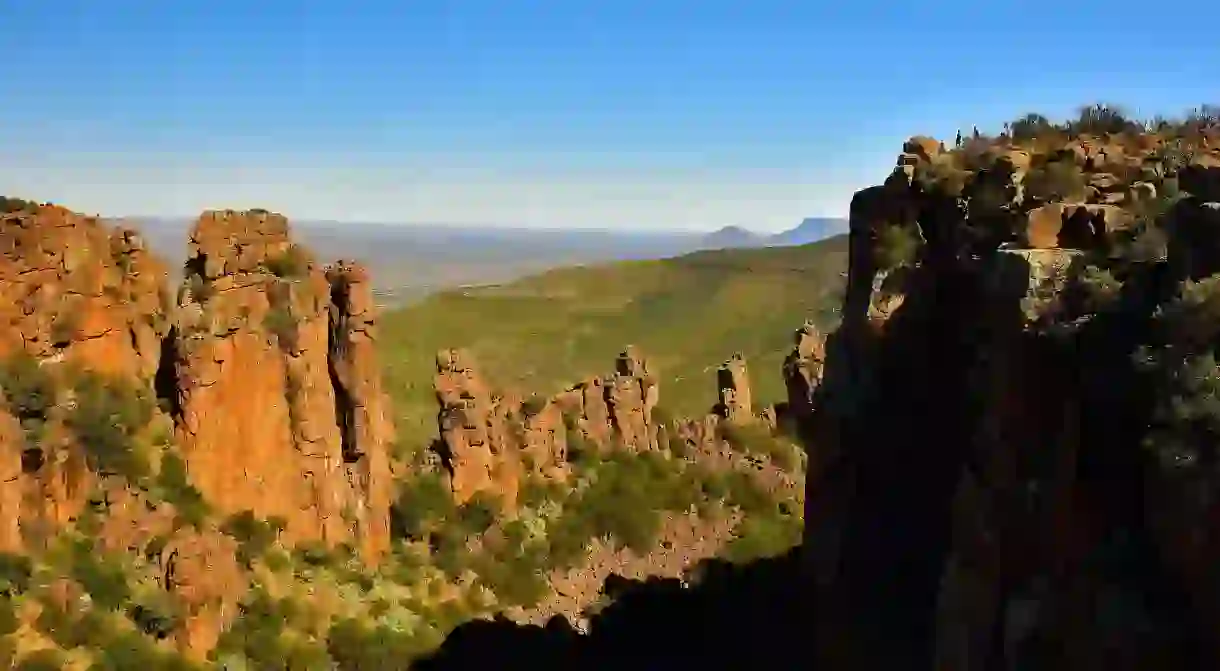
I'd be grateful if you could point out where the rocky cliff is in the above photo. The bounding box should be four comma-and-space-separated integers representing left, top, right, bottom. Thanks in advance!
803, 122, 1220, 669
0, 205, 395, 656
433, 344, 805, 506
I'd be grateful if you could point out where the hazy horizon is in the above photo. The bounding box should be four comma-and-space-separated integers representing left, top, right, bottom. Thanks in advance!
3, 2, 1216, 231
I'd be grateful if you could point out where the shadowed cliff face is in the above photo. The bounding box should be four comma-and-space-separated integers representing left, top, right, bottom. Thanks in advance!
414, 548, 806, 671
805, 131, 1220, 670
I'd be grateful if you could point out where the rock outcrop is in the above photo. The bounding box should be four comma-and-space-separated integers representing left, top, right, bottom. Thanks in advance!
171, 210, 394, 563
434, 347, 528, 506
434, 347, 665, 504
715, 354, 752, 423
0, 204, 396, 657
433, 346, 803, 504
0, 206, 173, 552
781, 321, 826, 425
802, 127, 1220, 670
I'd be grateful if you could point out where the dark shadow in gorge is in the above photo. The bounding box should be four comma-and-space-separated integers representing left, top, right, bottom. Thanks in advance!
413, 547, 807, 671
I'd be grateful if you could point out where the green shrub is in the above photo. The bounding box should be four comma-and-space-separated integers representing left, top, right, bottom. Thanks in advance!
1024, 159, 1087, 203
221, 511, 283, 567
429, 524, 473, 577
293, 540, 338, 568
562, 452, 683, 553
96, 627, 199, 670
0, 196, 39, 214
722, 470, 774, 516
263, 304, 298, 346
1071, 265, 1124, 313
470, 549, 549, 608
14, 648, 67, 671
723, 510, 803, 564
0, 552, 32, 596
0, 354, 55, 438
157, 452, 211, 528
456, 492, 499, 536
718, 421, 799, 471
666, 432, 690, 457
874, 224, 921, 271
216, 591, 333, 670
391, 472, 456, 540
67, 539, 131, 610
565, 427, 593, 463
518, 477, 564, 509
1009, 112, 1056, 142
1069, 103, 1140, 136
265, 244, 311, 279
67, 372, 156, 481
0, 598, 18, 636
520, 395, 547, 417
327, 618, 434, 671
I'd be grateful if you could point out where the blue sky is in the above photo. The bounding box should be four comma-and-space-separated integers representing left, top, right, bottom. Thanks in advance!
1, 1, 1216, 231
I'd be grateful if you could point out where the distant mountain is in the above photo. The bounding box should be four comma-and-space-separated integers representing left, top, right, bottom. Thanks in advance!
700, 225, 765, 249
769, 217, 846, 246
698, 218, 848, 251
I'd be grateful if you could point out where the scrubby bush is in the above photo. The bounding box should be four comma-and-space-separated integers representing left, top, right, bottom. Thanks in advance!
0, 196, 39, 214
1024, 159, 1087, 203
559, 451, 698, 554
1138, 276, 1220, 475
216, 590, 333, 670
718, 421, 800, 472
221, 511, 285, 567
723, 508, 803, 564
263, 304, 298, 346
873, 224, 921, 271
1009, 112, 1056, 142
0, 552, 32, 597
1070, 265, 1124, 313
265, 244, 311, 278
14, 648, 68, 671
391, 472, 456, 540
156, 452, 211, 528
327, 617, 436, 671
66, 539, 131, 610
1069, 103, 1141, 136
455, 492, 500, 535
0, 598, 18, 636
0, 353, 55, 448
470, 549, 549, 608
68, 372, 156, 482
520, 395, 547, 417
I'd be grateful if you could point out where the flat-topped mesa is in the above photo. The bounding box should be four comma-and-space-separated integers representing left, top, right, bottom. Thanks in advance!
171, 209, 394, 562
715, 353, 753, 423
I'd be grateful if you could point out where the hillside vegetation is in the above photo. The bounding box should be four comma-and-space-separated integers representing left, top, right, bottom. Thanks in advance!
379, 237, 848, 450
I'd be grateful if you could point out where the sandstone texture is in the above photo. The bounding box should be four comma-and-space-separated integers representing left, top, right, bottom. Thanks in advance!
0, 205, 396, 656
433, 345, 803, 505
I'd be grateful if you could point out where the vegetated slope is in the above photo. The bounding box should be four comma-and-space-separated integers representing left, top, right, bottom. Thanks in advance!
379, 236, 848, 450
